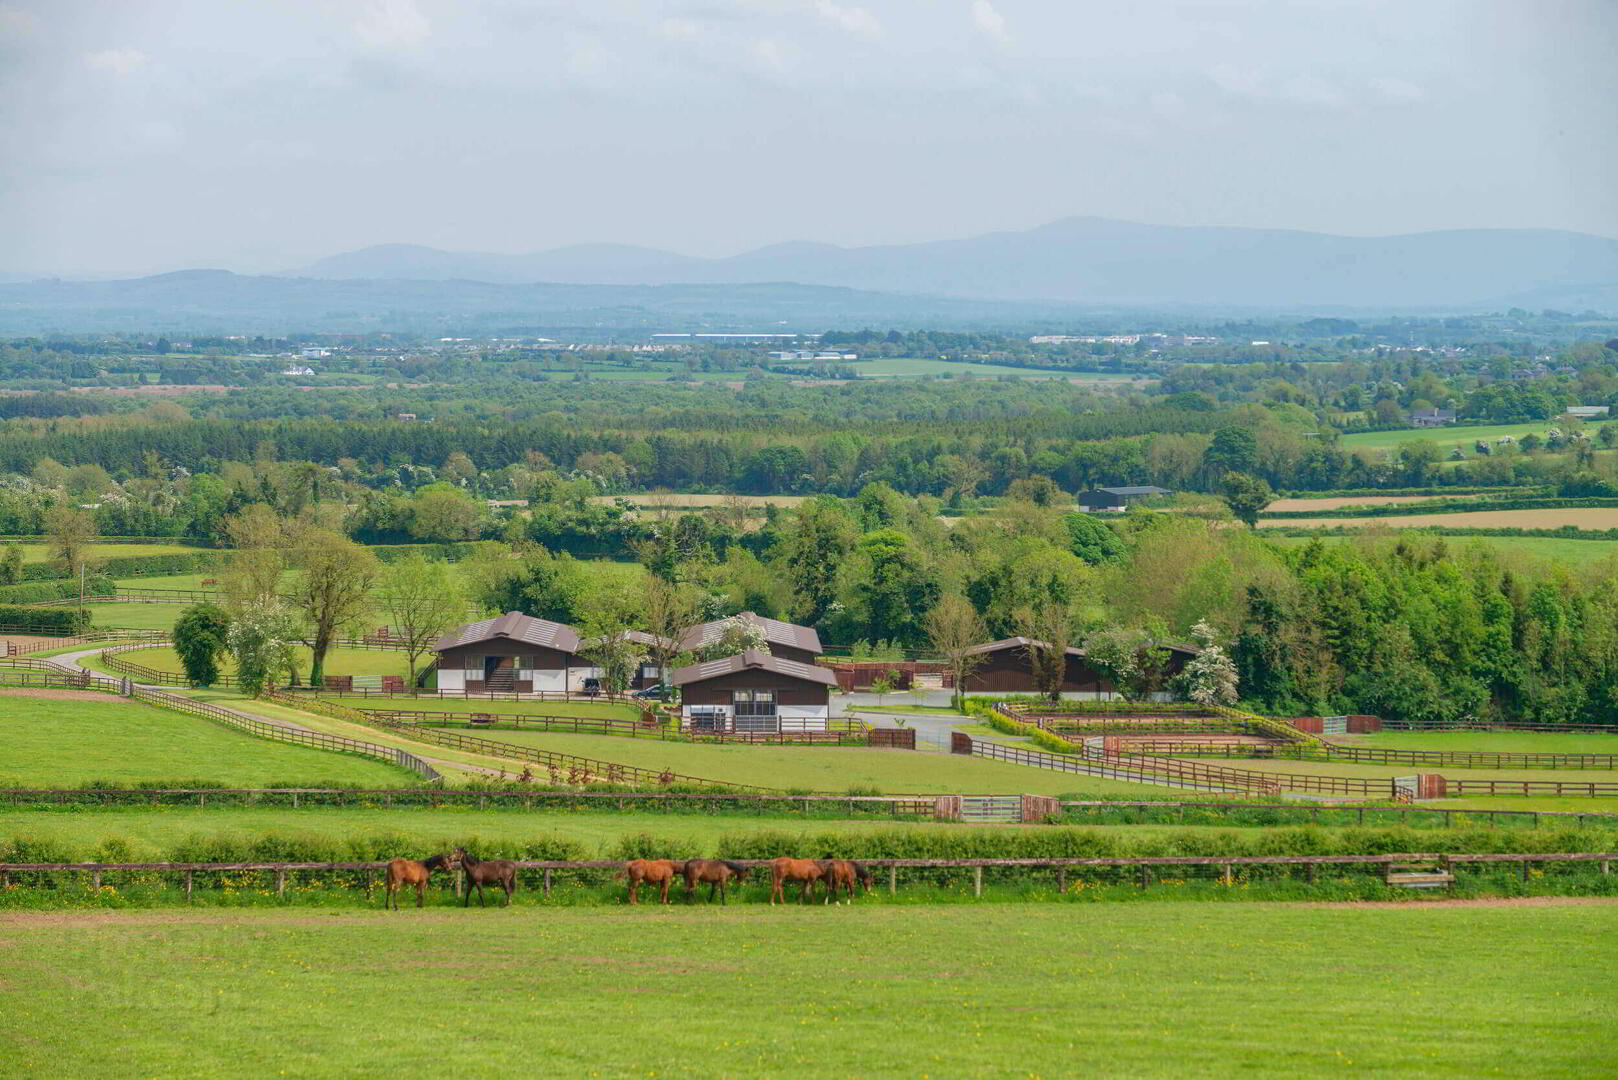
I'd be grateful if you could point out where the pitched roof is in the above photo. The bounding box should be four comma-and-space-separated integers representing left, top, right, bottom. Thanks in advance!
431, 611, 581, 654
577, 629, 677, 653
670, 649, 839, 688
962, 636, 1198, 658
676, 611, 823, 655
1094, 486, 1171, 496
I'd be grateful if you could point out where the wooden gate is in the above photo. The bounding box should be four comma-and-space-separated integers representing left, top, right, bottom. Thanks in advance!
1020, 794, 1062, 822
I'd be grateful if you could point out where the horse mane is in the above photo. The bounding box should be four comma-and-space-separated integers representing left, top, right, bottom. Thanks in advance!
421, 854, 449, 870
722, 860, 747, 874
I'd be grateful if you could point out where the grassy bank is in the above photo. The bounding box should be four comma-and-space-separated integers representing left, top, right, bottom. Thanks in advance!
1, 903, 1611, 1077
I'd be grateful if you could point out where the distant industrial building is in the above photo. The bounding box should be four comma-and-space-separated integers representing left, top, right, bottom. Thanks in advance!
1077, 486, 1172, 512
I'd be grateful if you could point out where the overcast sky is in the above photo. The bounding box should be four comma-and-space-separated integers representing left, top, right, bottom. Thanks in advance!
2, 0, 1615, 276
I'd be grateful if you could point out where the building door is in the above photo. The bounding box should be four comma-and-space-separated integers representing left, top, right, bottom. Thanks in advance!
732, 690, 778, 733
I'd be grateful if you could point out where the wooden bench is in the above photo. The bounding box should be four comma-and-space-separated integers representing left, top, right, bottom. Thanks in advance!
1383, 860, 1455, 888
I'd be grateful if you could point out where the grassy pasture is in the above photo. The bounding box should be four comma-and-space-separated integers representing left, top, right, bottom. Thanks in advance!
1265, 494, 1450, 512
446, 729, 1177, 796
111, 645, 416, 680
2, 903, 1612, 1078
1352, 731, 1618, 755
0, 693, 409, 788
1340, 421, 1575, 453
1259, 508, 1618, 531
10, 541, 207, 564
1265, 532, 1618, 566
87, 601, 191, 630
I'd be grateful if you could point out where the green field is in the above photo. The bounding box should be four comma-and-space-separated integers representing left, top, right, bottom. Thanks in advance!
0, 694, 409, 787
87, 601, 191, 630
447, 729, 1173, 796
1267, 533, 1618, 566
2, 902, 1611, 1077
13, 541, 208, 565
354, 696, 642, 720
1354, 731, 1618, 754
112, 645, 417, 680
1341, 421, 1574, 454
854, 357, 1147, 379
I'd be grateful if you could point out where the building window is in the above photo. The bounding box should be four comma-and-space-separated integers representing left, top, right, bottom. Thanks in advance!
687, 705, 725, 733
732, 690, 777, 732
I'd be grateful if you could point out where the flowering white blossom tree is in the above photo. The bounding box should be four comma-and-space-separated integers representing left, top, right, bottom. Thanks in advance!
1178, 620, 1239, 706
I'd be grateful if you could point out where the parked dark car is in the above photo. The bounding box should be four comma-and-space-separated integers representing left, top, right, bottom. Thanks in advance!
581, 677, 602, 697
631, 683, 672, 701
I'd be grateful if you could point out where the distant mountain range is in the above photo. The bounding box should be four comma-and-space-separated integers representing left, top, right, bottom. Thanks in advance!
3, 218, 1613, 334
289, 218, 1618, 311
0, 271, 1062, 335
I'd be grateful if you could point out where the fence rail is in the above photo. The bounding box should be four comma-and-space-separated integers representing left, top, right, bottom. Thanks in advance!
3, 851, 1612, 899
358, 707, 870, 745
1119, 740, 1618, 771
267, 690, 773, 792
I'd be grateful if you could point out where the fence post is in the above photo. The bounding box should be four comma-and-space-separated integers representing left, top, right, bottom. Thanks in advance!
1139, 865, 1150, 889
1522, 860, 1531, 882
1222, 863, 1233, 885
184, 871, 193, 901
1057, 868, 1066, 893
888, 866, 897, 895
973, 866, 983, 898
91, 868, 101, 890
276, 870, 287, 897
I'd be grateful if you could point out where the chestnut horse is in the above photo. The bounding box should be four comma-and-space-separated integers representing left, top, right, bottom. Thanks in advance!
683, 859, 748, 904
619, 859, 685, 905
446, 848, 517, 907
384, 853, 452, 910
769, 857, 824, 905
816, 859, 873, 904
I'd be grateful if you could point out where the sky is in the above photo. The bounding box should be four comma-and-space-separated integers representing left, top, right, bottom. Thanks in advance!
2, 0, 1615, 276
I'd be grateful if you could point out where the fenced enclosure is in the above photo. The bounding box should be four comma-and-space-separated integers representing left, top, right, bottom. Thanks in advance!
2, 851, 1612, 903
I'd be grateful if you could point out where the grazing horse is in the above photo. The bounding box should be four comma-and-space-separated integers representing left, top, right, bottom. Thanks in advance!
619, 859, 685, 905
384, 853, 451, 910
683, 859, 748, 905
769, 857, 824, 905
446, 847, 517, 907
816, 859, 874, 904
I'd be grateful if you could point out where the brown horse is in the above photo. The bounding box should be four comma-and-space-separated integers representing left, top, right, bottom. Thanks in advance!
769, 857, 824, 905
446, 848, 517, 907
816, 859, 873, 904
384, 853, 451, 910
619, 859, 685, 905
683, 859, 748, 904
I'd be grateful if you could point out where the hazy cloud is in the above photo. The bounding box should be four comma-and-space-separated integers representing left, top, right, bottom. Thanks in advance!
1, 0, 1613, 276
84, 46, 147, 74
970, 0, 1008, 44
353, 0, 430, 49
814, 1, 880, 39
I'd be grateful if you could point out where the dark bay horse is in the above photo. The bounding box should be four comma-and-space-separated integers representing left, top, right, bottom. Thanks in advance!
817, 859, 874, 904
446, 848, 517, 907
769, 857, 824, 905
683, 859, 748, 904
619, 859, 685, 905
384, 853, 451, 910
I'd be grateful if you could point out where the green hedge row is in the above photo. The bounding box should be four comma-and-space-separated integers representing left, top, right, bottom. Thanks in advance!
18, 550, 218, 583
0, 577, 114, 604
5, 823, 1610, 870
0, 605, 90, 632
1264, 525, 1618, 541
366, 541, 502, 564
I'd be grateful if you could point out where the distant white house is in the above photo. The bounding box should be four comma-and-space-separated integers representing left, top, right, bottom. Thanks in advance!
1566, 406, 1610, 419
282, 365, 316, 377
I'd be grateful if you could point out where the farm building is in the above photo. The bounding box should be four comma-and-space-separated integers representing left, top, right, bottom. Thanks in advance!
959, 637, 1196, 700
676, 612, 823, 665
671, 649, 839, 732
1077, 486, 1172, 512
431, 612, 586, 693
578, 629, 677, 689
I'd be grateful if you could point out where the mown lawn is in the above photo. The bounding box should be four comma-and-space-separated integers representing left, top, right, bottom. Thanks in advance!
14, 541, 208, 564
1, 902, 1612, 1078
350, 696, 641, 721
1352, 731, 1618, 755
0, 807, 1069, 856
113, 645, 416, 680
461, 729, 1177, 796
87, 601, 191, 630
0, 693, 411, 788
